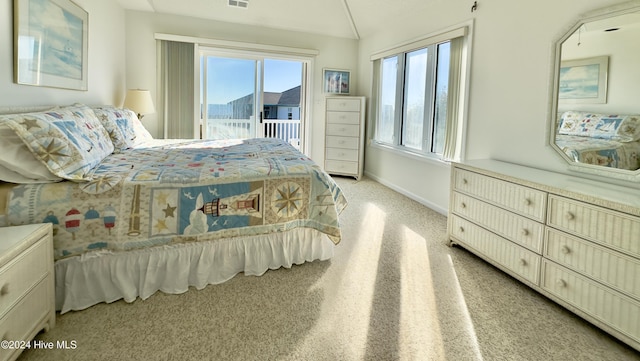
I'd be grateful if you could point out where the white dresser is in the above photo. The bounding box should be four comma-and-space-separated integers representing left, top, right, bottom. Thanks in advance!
448, 159, 640, 351
0, 224, 55, 361
324, 96, 366, 180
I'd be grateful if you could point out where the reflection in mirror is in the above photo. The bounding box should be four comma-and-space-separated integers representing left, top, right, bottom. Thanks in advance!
550, 4, 640, 180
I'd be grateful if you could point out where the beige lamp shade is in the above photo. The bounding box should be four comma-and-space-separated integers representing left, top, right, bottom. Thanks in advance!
124, 89, 155, 119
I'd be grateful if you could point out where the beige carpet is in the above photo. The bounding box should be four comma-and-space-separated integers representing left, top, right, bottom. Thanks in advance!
19, 177, 640, 361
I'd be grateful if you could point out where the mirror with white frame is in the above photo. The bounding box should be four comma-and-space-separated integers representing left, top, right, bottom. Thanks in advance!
549, 1, 640, 181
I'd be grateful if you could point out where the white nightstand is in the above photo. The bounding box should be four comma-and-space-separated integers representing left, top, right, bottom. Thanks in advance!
0, 224, 55, 361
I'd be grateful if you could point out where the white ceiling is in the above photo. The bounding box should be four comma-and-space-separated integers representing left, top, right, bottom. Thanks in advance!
115, 0, 434, 39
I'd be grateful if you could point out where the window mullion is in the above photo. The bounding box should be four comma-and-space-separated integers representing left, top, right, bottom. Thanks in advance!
395, 55, 406, 146
422, 44, 437, 154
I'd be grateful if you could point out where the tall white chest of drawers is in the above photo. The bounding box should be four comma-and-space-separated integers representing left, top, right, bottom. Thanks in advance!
324, 96, 366, 180
0, 224, 55, 361
448, 159, 640, 351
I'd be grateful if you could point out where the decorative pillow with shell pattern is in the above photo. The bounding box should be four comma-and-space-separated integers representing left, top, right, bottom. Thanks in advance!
0, 104, 114, 181
559, 111, 640, 142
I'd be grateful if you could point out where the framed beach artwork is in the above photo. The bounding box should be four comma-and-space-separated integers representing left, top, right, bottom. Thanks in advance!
323, 68, 350, 94
13, 0, 88, 90
558, 56, 608, 104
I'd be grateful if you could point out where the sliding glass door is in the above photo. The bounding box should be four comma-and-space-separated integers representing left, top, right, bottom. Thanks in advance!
200, 50, 307, 150
262, 59, 303, 149
202, 56, 259, 140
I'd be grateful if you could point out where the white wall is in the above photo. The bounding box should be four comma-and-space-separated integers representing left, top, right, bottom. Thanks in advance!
124, 10, 359, 163
0, 0, 126, 108
357, 0, 633, 214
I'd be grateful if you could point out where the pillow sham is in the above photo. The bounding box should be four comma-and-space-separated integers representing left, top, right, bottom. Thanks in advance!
558, 111, 640, 142
92, 105, 154, 150
0, 123, 62, 183
0, 104, 114, 181
92, 106, 140, 151
56, 103, 116, 156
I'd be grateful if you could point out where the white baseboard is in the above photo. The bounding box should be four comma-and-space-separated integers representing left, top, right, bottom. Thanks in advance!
363, 171, 448, 216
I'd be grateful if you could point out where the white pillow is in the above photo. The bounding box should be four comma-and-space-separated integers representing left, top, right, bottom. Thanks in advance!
0, 123, 62, 183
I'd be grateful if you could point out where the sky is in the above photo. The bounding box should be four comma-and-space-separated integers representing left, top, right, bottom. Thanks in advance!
203, 57, 302, 104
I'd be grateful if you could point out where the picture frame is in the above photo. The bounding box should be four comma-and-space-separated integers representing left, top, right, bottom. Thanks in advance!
558, 56, 608, 104
13, 0, 89, 91
323, 68, 350, 94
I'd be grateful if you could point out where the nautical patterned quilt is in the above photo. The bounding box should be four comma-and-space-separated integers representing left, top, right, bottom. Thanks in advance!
555, 134, 640, 170
5, 138, 347, 260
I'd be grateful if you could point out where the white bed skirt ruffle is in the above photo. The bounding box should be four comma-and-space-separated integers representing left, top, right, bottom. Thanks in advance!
55, 228, 334, 313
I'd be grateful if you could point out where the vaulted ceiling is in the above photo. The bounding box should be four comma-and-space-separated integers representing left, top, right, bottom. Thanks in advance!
116, 0, 438, 39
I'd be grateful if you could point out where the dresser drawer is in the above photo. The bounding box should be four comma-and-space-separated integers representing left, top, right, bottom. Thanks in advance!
547, 195, 640, 258
326, 148, 358, 162
451, 215, 541, 285
326, 136, 359, 149
451, 192, 544, 253
544, 228, 640, 301
327, 111, 360, 125
325, 160, 358, 175
0, 236, 49, 318
326, 98, 361, 112
326, 123, 360, 137
0, 278, 51, 361
541, 260, 640, 343
452, 168, 547, 222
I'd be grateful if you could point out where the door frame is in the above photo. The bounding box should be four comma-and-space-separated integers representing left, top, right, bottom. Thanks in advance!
197, 45, 314, 155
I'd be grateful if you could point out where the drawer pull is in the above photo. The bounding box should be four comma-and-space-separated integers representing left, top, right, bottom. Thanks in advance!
460, 202, 466, 209
0, 283, 8, 296
523, 198, 531, 206
521, 228, 529, 236
560, 246, 571, 254
462, 178, 468, 185
565, 212, 575, 221
459, 226, 465, 233
519, 258, 527, 266
556, 279, 567, 288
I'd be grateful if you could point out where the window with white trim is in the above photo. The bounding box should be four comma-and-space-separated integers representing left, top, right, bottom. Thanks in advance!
371, 27, 468, 161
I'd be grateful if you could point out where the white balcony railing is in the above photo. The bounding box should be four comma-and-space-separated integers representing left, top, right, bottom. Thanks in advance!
205, 119, 301, 149
264, 119, 301, 148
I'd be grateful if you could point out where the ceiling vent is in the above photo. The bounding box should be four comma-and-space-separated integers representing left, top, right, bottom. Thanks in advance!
228, 0, 249, 9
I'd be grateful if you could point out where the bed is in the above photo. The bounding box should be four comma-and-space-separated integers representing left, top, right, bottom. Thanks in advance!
555, 134, 640, 170
555, 111, 640, 170
0, 104, 347, 313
